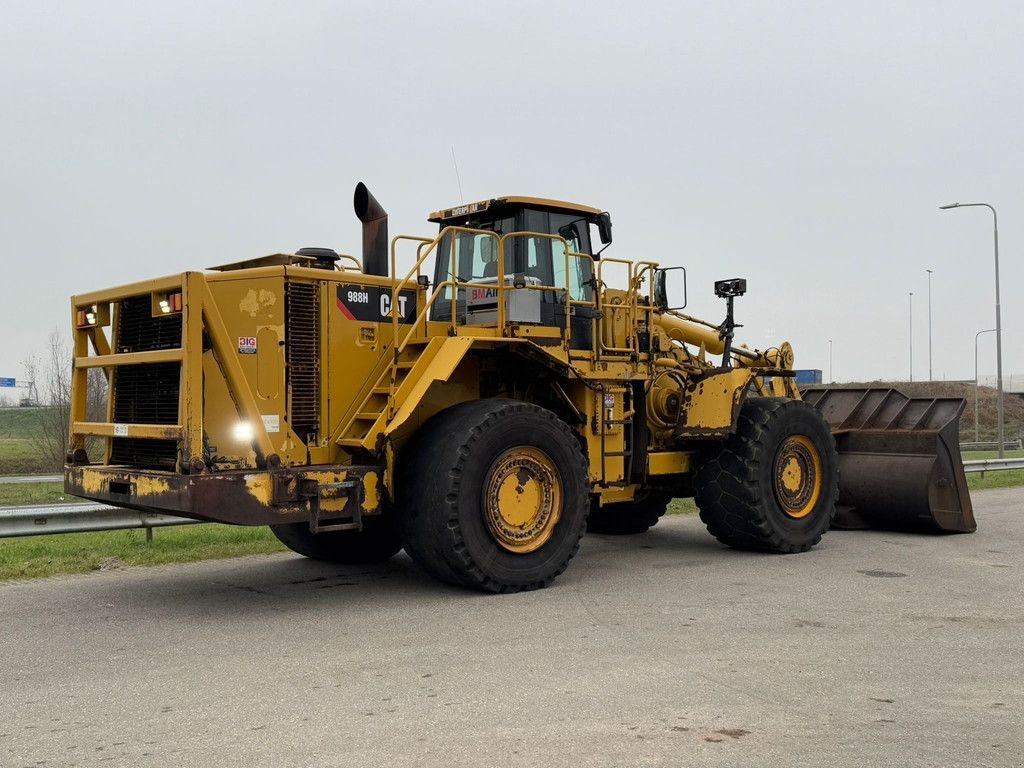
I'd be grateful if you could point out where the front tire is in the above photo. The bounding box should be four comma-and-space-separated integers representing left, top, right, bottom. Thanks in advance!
398, 399, 589, 593
694, 398, 838, 553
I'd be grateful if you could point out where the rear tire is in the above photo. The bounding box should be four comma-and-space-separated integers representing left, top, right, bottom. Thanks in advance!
398, 399, 589, 593
694, 397, 838, 553
270, 516, 402, 564
587, 491, 671, 535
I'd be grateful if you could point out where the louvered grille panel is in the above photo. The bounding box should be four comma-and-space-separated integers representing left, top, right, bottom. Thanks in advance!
110, 295, 182, 469
286, 282, 320, 440
116, 295, 182, 353
112, 363, 180, 424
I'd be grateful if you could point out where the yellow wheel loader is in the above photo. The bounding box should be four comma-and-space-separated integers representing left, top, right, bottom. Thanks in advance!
64, 183, 975, 592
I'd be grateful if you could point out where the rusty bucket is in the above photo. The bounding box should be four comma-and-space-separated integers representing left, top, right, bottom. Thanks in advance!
802, 387, 976, 533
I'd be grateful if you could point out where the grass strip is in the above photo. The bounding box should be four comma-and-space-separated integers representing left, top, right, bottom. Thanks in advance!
0, 525, 286, 581
967, 469, 1024, 491
667, 498, 697, 515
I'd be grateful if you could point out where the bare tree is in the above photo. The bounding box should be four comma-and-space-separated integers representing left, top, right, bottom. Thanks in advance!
23, 330, 108, 471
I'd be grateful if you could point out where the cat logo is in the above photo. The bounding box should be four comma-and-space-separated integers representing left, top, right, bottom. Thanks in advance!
336, 284, 416, 324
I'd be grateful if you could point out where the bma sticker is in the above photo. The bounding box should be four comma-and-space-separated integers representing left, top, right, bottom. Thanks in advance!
238, 336, 257, 354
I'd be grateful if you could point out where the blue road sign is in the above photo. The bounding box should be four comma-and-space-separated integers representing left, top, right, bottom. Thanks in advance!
0, 378, 16, 387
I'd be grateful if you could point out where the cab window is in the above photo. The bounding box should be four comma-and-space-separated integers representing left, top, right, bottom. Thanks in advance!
430, 207, 596, 319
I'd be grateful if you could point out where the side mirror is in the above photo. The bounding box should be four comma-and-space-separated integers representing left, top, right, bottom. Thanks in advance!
654, 267, 687, 311
596, 212, 613, 245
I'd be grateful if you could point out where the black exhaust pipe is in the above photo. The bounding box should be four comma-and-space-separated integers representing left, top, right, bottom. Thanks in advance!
353, 182, 388, 276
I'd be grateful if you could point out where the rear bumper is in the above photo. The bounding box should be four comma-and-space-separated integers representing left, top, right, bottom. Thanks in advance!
64, 464, 383, 526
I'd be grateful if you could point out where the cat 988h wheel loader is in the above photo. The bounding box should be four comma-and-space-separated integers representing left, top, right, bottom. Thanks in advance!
64, 183, 976, 592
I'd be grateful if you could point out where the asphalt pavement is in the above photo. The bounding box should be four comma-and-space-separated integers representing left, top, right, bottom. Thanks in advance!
1, 487, 1022, 768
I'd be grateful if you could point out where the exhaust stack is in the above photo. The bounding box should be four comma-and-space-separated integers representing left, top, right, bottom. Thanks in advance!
353, 182, 388, 276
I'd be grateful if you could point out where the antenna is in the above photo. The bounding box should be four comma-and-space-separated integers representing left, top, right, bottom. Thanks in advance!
451, 146, 464, 201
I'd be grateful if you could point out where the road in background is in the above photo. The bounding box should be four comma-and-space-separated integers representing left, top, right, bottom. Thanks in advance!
0, 474, 61, 485
1, 488, 1021, 767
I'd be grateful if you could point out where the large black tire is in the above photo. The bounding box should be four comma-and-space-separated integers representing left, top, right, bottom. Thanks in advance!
587, 491, 672, 535
270, 515, 402, 564
693, 397, 839, 553
398, 399, 589, 593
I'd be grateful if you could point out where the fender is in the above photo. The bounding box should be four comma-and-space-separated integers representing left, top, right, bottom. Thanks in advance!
674, 367, 757, 439
383, 336, 476, 436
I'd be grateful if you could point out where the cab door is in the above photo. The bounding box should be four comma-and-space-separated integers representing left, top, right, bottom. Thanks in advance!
526, 210, 596, 351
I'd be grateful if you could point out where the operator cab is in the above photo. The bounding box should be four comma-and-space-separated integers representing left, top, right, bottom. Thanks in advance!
427, 196, 612, 349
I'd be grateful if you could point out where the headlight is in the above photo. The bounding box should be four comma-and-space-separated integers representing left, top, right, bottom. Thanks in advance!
232, 421, 255, 442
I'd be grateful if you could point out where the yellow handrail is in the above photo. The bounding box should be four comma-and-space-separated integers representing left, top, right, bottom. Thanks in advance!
498, 231, 590, 350
390, 226, 503, 349
597, 257, 638, 354
382, 227, 625, 418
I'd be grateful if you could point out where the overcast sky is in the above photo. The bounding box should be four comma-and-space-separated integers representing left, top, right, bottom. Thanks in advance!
2, 0, 1021, 387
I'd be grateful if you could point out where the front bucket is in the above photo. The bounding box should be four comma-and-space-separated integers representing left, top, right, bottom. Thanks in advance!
802, 387, 975, 533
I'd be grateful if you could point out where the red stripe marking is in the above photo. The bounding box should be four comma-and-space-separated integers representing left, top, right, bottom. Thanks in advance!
336, 297, 356, 320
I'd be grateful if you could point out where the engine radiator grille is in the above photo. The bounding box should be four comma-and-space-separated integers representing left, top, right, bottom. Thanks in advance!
116, 295, 182, 353
286, 281, 320, 441
110, 295, 182, 469
112, 363, 180, 425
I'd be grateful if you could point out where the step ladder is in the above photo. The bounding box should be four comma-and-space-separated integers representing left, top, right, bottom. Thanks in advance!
336, 338, 441, 451
599, 384, 635, 487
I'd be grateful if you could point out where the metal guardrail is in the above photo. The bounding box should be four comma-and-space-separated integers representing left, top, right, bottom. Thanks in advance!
0, 459, 1020, 539
962, 457, 1024, 473
0, 502, 198, 538
961, 440, 1024, 452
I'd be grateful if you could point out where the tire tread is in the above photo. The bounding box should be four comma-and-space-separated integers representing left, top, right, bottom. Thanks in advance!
693, 398, 839, 553
399, 399, 589, 593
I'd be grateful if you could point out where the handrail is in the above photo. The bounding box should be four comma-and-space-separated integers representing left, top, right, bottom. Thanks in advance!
633, 260, 659, 306
335, 253, 363, 271
388, 231, 439, 411
498, 231, 596, 351
597, 257, 638, 355
631, 260, 660, 350
380, 227, 623, 423
387, 226, 500, 408
391, 229, 599, 357
389, 225, 502, 356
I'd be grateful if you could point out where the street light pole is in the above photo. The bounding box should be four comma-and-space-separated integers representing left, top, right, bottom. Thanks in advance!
908, 291, 913, 382
940, 202, 1004, 457
926, 268, 933, 381
975, 328, 996, 443
828, 338, 833, 383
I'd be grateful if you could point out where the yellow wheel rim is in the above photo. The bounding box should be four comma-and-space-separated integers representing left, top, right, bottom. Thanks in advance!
772, 435, 822, 519
484, 447, 562, 554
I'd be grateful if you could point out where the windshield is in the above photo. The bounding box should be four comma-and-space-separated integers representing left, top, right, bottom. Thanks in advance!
432, 216, 513, 284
